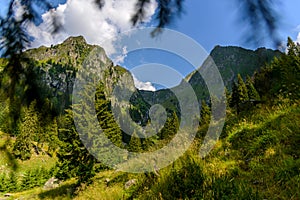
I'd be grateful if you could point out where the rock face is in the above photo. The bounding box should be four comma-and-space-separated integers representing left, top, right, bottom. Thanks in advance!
22, 36, 132, 113
43, 177, 60, 190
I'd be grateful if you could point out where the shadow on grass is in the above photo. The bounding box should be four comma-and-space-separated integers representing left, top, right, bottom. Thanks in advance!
38, 183, 76, 199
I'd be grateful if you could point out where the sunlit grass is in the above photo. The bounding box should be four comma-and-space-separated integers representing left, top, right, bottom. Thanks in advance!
1, 101, 299, 199
6, 179, 76, 200
0, 135, 56, 174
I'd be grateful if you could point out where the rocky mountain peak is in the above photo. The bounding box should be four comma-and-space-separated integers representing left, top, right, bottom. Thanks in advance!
63, 35, 87, 45
24, 35, 97, 68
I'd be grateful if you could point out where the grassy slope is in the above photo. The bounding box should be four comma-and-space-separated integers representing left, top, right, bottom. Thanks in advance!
0, 132, 57, 199
136, 101, 300, 199
4, 101, 299, 200
0, 134, 57, 173
206, 101, 300, 199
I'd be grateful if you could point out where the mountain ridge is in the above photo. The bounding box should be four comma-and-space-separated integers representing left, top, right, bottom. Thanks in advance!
1, 36, 282, 115
139, 44, 281, 108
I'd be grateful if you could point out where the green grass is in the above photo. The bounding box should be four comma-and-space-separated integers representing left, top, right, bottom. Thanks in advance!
2, 179, 76, 200
0, 134, 57, 174
1, 101, 299, 199
0, 132, 57, 197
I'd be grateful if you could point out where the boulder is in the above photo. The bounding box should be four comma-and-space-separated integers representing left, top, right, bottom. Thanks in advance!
4, 193, 12, 197
43, 177, 60, 190
124, 179, 137, 190
104, 178, 110, 186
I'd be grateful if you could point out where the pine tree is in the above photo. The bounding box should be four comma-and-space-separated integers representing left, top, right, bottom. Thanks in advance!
95, 83, 123, 148
94, 82, 127, 165
128, 130, 142, 152
13, 100, 39, 160
36, 100, 51, 154
200, 100, 211, 126
223, 87, 233, 115
287, 37, 300, 56
45, 117, 60, 155
237, 74, 249, 103
56, 81, 126, 185
230, 81, 239, 113
169, 112, 179, 136
159, 112, 179, 139
55, 109, 96, 184
253, 37, 300, 102
230, 74, 249, 114
246, 76, 260, 101
225, 88, 231, 108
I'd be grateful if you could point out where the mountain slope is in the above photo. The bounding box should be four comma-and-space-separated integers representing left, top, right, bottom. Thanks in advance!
140, 46, 282, 113
187, 45, 282, 88
1, 36, 299, 200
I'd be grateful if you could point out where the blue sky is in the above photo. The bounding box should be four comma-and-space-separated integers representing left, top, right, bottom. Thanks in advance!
1, 0, 300, 90
1, 0, 300, 50
170, 0, 300, 51
124, 0, 300, 89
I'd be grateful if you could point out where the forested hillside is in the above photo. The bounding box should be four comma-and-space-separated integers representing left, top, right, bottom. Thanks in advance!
140, 45, 281, 114
0, 36, 299, 200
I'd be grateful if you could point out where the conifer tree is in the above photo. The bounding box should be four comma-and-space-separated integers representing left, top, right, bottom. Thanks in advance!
94, 83, 126, 165
13, 100, 39, 160
225, 88, 231, 108
223, 87, 233, 115
200, 100, 211, 126
95, 83, 123, 148
169, 112, 179, 136
253, 37, 300, 102
158, 112, 179, 139
230, 81, 239, 113
45, 117, 60, 155
229, 74, 249, 114
55, 109, 96, 184
237, 74, 249, 103
128, 130, 142, 152
29, 98, 60, 156
245, 76, 260, 101
56, 80, 127, 185
287, 37, 300, 56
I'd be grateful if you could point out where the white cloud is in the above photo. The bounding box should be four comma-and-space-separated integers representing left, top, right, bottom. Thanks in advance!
132, 75, 156, 91
294, 25, 300, 32
296, 32, 300, 43
28, 0, 157, 56
27, 0, 157, 91
27, 4, 68, 48
114, 46, 128, 64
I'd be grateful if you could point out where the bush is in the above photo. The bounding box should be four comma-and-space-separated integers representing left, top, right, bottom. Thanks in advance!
0, 173, 19, 193
20, 167, 51, 190
0, 167, 51, 193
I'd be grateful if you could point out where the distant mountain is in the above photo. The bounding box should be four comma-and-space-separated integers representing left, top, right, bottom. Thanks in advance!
1, 36, 281, 119
8, 36, 132, 114
24, 36, 150, 123
140, 46, 282, 111
188, 45, 282, 88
